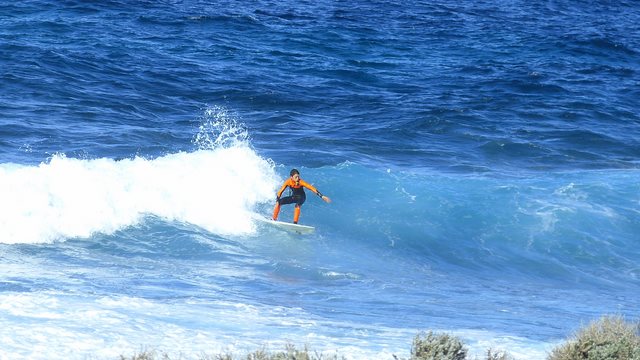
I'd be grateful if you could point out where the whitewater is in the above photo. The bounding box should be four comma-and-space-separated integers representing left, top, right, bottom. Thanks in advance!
0, 148, 276, 244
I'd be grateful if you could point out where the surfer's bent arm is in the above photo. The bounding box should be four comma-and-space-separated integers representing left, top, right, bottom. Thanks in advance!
276, 180, 291, 200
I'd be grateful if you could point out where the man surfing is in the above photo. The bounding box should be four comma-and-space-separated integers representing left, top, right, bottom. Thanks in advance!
272, 168, 331, 224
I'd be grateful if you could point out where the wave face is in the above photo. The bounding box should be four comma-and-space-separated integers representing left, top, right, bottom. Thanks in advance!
1, 0, 640, 359
323, 165, 640, 287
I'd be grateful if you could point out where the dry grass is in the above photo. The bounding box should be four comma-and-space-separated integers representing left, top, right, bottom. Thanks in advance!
548, 315, 640, 360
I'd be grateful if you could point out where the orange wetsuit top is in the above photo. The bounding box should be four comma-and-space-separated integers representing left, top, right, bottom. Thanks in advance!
276, 178, 322, 199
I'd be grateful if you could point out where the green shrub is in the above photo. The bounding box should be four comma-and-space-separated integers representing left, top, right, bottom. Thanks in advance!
410, 331, 468, 360
548, 315, 640, 360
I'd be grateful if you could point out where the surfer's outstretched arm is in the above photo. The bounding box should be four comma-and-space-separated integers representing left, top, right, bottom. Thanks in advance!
300, 179, 331, 203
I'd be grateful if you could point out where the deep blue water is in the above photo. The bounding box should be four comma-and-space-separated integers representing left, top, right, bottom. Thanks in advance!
1, 1, 639, 359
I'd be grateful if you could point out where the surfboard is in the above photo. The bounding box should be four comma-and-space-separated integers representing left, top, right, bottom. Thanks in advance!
263, 219, 315, 234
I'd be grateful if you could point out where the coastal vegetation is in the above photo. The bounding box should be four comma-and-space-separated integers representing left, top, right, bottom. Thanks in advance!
548, 315, 640, 360
119, 315, 639, 360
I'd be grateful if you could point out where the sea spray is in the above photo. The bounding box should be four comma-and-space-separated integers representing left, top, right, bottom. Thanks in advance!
193, 105, 250, 150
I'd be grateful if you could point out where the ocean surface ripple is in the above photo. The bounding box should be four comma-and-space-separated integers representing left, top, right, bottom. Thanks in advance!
1, 1, 639, 359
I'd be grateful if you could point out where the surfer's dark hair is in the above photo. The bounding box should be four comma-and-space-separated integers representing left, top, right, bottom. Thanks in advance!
290, 169, 299, 176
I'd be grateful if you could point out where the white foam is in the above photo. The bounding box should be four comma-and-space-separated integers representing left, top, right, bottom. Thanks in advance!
0, 146, 278, 244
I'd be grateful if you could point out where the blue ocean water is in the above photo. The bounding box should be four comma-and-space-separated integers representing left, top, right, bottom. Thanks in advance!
1, 1, 639, 359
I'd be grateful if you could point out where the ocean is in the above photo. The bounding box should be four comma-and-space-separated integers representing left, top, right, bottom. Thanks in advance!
1, 1, 639, 359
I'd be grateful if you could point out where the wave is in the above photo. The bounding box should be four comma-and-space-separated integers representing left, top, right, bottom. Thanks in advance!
2, 105, 638, 291
0, 107, 279, 244
4, 143, 638, 291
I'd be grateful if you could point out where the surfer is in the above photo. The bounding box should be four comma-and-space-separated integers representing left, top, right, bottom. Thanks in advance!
272, 169, 331, 224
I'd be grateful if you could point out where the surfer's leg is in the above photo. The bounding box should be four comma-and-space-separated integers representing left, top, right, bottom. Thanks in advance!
272, 202, 281, 220
293, 205, 301, 224
292, 193, 306, 224
273, 197, 295, 220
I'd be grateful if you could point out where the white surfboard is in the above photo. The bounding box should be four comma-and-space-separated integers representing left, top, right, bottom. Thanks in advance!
263, 219, 315, 235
